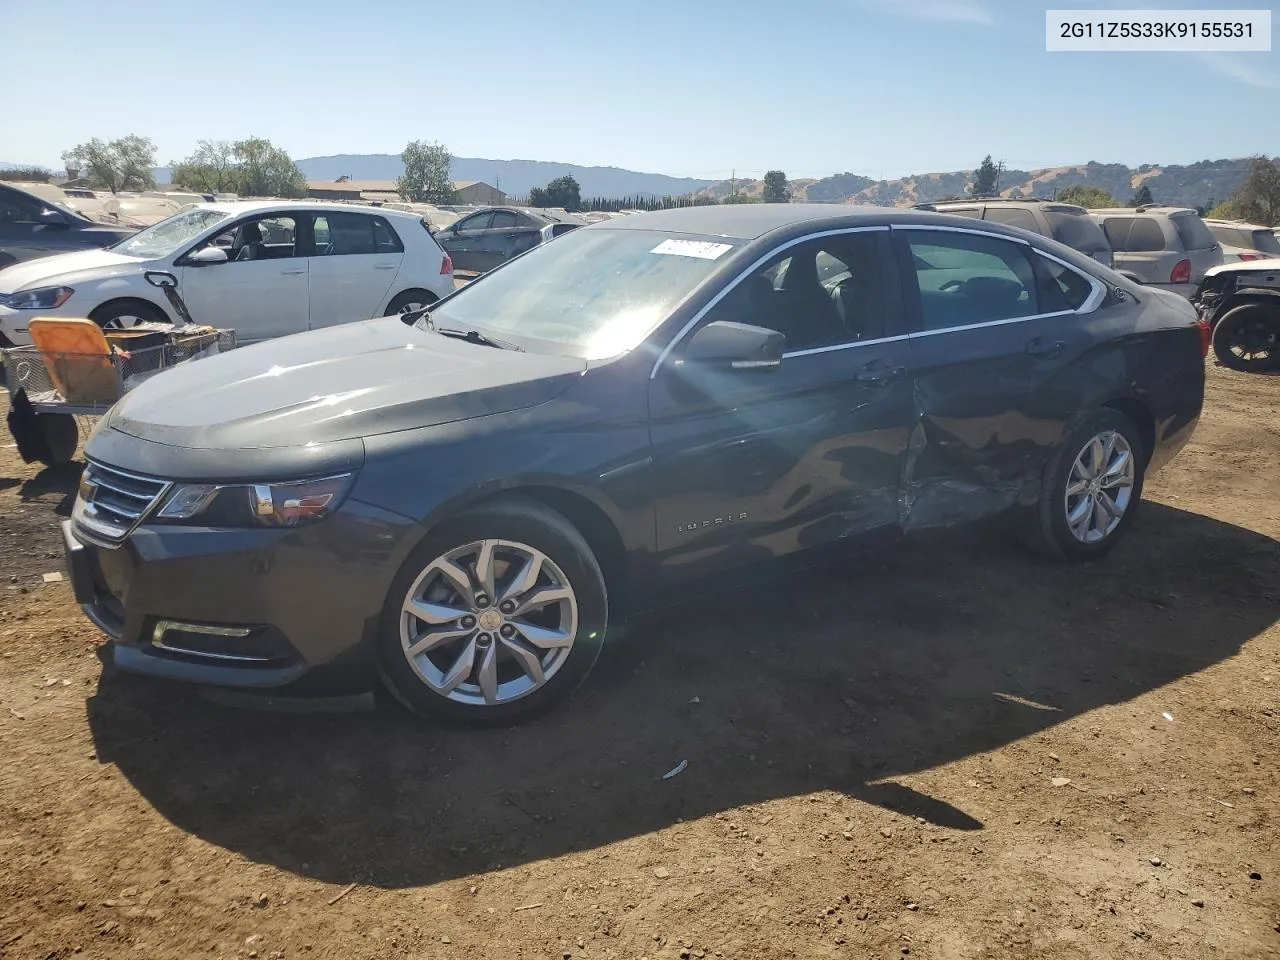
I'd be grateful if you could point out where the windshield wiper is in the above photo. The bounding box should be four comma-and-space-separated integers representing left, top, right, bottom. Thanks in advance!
429, 324, 523, 352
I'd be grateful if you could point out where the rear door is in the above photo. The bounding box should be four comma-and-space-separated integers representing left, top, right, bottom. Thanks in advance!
649, 228, 915, 580
1170, 213, 1223, 281
306, 211, 403, 328
441, 212, 492, 272
893, 225, 1069, 527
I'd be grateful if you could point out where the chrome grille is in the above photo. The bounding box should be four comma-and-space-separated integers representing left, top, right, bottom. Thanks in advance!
74, 461, 170, 543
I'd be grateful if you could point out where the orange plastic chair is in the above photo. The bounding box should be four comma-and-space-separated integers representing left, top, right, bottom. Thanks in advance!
27, 318, 118, 404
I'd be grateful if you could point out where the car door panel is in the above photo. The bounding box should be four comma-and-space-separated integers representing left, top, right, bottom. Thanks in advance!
178, 260, 308, 342
648, 229, 913, 583
307, 213, 403, 328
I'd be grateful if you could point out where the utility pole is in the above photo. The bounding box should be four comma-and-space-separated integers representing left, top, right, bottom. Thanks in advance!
994, 160, 1005, 195
730, 168, 736, 199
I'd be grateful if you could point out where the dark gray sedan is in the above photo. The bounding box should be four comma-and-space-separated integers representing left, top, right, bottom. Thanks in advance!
433, 206, 585, 272
0, 183, 136, 270
62, 205, 1207, 725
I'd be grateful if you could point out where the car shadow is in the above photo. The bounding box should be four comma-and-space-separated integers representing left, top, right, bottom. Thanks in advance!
86, 502, 1280, 888
19, 462, 83, 517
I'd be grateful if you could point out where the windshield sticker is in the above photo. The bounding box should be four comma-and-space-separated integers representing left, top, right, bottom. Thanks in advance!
650, 239, 733, 260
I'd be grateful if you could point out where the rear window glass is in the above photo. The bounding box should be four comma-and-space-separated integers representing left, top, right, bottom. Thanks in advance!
1172, 214, 1215, 251
1034, 253, 1094, 312
1102, 217, 1165, 252
982, 207, 1039, 233
938, 206, 983, 219
1251, 230, 1280, 255
1047, 210, 1110, 254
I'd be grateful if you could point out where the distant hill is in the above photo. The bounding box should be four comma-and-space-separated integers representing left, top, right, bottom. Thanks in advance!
287, 155, 717, 200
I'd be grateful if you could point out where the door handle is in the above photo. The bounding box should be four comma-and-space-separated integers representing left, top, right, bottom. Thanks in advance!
373, 263, 398, 270
1025, 337, 1065, 358
281, 268, 306, 275
855, 365, 907, 385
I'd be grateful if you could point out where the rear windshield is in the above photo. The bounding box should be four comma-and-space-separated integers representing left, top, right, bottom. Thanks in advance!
1047, 210, 1110, 254
982, 206, 1039, 233
1172, 214, 1216, 251
1251, 229, 1280, 255
1102, 217, 1166, 252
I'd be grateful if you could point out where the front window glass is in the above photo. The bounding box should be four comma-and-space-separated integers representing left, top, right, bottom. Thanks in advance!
112, 208, 230, 258
422, 228, 739, 358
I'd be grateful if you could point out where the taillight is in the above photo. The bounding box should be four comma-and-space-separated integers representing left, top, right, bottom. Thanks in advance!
1238, 252, 1261, 261
1169, 259, 1191, 284
1197, 317, 1211, 357
440, 252, 453, 275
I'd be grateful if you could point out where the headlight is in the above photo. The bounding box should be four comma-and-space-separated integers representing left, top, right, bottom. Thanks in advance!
2, 286, 75, 310
154, 474, 353, 528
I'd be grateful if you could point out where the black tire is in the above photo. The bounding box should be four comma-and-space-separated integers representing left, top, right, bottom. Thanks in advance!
1212, 303, 1279, 373
376, 498, 608, 725
37, 413, 79, 466
386, 289, 438, 319
1025, 409, 1146, 562
89, 299, 170, 331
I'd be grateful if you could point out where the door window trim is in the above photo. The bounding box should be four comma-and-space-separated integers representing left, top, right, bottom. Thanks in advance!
649, 225, 893, 378
891, 224, 1106, 338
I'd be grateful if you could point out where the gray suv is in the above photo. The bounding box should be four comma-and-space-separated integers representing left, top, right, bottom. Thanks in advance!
1089, 206, 1223, 297
917, 199, 1114, 268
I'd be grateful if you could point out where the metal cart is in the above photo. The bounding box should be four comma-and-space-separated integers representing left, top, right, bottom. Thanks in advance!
2, 270, 237, 466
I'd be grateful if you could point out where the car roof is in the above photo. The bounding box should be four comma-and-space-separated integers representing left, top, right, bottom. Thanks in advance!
1203, 218, 1271, 230
1089, 206, 1197, 216
188, 199, 421, 220
924, 197, 1088, 214
593, 203, 998, 241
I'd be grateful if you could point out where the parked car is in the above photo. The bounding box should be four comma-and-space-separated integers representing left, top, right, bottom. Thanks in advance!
917, 198, 1114, 267
0, 200, 454, 346
1202, 218, 1280, 263
1089, 206, 1222, 297
61, 205, 1206, 724
1192, 257, 1280, 372
0, 182, 138, 275
432, 206, 587, 272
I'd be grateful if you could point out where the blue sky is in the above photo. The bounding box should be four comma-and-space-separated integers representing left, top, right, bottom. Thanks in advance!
2, 0, 1276, 180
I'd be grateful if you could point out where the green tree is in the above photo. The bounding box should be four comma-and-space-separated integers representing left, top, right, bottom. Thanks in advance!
761, 170, 789, 203
528, 175, 582, 211
721, 192, 760, 204
1131, 183, 1154, 206
0, 166, 53, 183
1227, 156, 1280, 226
169, 140, 240, 193
1056, 184, 1118, 208
232, 137, 307, 198
60, 135, 157, 193
396, 140, 455, 204
1206, 199, 1240, 220
971, 155, 999, 197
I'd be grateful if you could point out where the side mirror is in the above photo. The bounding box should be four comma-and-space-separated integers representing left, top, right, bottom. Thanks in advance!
144, 270, 178, 289
188, 246, 228, 265
38, 208, 68, 228
684, 320, 784, 371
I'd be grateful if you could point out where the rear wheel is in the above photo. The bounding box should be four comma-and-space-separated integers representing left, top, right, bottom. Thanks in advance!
89, 299, 169, 331
387, 289, 437, 320
1025, 409, 1146, 561
377, 499, 608, 725
1212, 303, 1279, 372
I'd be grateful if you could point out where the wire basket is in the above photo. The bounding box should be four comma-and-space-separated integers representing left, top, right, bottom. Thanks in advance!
2, 329, 236, 411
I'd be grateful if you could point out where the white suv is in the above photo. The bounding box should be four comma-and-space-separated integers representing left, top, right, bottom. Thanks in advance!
0, 200, 454, 346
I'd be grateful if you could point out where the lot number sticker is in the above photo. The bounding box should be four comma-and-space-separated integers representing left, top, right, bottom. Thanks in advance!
650, 239, 733, 260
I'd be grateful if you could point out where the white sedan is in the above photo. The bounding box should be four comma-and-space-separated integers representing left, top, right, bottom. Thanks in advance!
0, 200, 455, 346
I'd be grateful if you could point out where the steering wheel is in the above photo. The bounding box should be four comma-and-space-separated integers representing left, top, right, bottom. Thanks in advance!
939, 279, 966, 293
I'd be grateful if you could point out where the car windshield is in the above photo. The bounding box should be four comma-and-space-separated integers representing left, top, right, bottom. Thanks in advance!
421, 228, 740, 358
111, 208, 231, 258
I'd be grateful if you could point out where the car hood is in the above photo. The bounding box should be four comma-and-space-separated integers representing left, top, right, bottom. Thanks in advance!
105, 316, 587, 450
1205, 257, 1280, 277
0, 248, 144, 293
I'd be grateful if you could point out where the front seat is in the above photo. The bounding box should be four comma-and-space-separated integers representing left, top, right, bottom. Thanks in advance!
775, 251, 845, 349
234, 222, 265, 261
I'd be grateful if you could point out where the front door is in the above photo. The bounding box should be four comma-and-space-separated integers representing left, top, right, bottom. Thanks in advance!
306, 211, 403, 328
648, 229, 914, 582
178, 214, 308, 342
443, 212, 493, 272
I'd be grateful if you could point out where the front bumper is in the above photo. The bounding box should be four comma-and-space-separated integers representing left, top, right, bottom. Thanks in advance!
62, 500, 424, 693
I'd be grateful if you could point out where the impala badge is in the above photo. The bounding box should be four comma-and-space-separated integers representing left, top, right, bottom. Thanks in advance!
677, 512, 747, 534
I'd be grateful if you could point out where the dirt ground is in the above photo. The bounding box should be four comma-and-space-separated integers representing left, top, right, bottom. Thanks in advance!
0, 363, 1277, 960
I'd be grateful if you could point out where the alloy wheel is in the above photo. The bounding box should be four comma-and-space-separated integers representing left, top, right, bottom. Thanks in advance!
1223, 318, 1275, 366
1064, 430, 1135, 543
397, 301, 426, 314
399, 539, 578, 706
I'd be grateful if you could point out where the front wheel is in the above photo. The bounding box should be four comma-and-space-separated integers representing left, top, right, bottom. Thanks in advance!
386, 289, 437, 320
377, 499, 608, 725
89, 299, 169, 331
1026, 409, 1146, 561
1212, 303, 1279, 372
